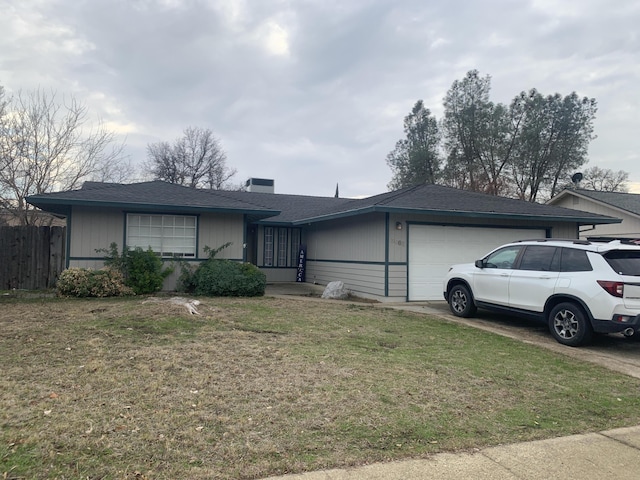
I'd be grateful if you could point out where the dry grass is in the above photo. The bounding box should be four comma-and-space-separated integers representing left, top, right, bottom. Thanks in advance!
2, 295, 640, 479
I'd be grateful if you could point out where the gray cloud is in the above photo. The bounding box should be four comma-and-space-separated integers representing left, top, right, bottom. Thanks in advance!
1, 0, 638, 196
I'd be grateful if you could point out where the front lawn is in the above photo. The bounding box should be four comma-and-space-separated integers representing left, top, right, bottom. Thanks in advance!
2, 295, 640, 479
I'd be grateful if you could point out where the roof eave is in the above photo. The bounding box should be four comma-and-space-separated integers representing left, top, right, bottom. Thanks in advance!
291, 205, 621, 225
25, 197, 280, 218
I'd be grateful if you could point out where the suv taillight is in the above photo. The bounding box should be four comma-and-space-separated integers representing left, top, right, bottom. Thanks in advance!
597, 280, 624, 298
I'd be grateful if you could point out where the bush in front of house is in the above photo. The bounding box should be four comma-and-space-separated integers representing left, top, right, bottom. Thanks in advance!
99, 243, 174, 295
56, 267, 134, 297
181, 259, 266, 297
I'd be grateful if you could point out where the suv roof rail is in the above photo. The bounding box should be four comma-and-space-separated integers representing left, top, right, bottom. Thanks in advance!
511, 238, 591, 245
587, 236, 640, 245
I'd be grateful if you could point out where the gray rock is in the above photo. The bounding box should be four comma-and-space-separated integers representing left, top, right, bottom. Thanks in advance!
321, 281, 349, 300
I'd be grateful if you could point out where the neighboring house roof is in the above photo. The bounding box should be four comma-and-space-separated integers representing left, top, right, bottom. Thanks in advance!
549, 188, 640, 219
26, 181, 621, 226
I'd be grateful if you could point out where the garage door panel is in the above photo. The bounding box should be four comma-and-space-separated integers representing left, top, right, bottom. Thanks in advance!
408, 226, 546, 301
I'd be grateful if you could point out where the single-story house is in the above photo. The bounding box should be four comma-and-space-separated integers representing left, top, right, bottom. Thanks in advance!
26, 179, 621, 301
548, 189, 640, 240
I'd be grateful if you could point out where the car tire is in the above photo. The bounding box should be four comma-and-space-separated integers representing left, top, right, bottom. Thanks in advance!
548, 302, 593, 347
448, 284, 477, 318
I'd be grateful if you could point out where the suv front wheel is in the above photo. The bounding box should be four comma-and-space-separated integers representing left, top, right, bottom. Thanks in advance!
548, 302, 593, 347
448, 284, 477, 318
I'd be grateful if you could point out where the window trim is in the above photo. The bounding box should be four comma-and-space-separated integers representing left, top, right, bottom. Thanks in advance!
126, 213, 198, 258
263, 226, 302, 267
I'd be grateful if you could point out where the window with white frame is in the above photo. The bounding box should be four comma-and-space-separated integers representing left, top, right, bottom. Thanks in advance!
263, 227, 301, 267
127, 214, 197, 258
264, 227, 274, 266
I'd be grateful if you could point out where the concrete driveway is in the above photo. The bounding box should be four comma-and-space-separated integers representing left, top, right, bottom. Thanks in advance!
394, 301, 640, 380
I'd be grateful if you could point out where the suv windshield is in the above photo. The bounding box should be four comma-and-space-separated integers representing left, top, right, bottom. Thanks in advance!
603, 250, 640, 276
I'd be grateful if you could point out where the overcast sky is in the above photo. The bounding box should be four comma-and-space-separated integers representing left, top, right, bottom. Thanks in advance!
1, 0, 639, 198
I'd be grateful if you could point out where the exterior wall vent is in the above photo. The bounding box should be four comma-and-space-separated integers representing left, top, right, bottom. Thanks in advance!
245, 178, 275, 193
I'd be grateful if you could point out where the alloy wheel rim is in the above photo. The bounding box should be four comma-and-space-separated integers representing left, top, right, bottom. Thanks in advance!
553, 310, 578, 339
452, 291, 466, 312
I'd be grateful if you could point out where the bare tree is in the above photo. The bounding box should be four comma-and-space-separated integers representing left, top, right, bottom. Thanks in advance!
145, 126, 236, 189
0, 87, 128, 225
580, 166, 629, 192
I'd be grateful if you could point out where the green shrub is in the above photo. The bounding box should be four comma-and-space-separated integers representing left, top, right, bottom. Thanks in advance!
177, 261, 197, 293
56, 268, 134, 298
98, 243, 174, 295
184, 259, 266, 297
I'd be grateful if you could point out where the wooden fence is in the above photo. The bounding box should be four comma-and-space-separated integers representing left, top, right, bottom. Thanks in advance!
0, 226, 66, 290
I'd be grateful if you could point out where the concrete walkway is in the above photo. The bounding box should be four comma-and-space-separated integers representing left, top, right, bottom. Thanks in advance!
263, 426, 640, 480
263, 283, 640, 480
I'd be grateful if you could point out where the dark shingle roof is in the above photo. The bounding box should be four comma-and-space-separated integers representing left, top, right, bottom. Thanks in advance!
214, 190, 354, 224
26, 181, 620, 226
26, 181, 280, 217
281, 184, 620, 225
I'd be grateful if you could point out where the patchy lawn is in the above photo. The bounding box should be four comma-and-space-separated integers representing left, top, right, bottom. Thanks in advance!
2, 295, 640, 479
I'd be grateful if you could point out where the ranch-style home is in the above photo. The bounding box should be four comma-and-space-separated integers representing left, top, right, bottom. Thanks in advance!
548, 188, 640, 241
26, 179, 620, 302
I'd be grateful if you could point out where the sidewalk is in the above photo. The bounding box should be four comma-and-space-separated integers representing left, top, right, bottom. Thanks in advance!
263, 284, 640, 479
263, 425, 640, 479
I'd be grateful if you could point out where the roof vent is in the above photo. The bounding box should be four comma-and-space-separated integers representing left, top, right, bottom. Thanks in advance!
245, 178, 275, 193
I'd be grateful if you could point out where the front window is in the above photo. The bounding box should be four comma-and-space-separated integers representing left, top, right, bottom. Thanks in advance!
127, 214, 196, 258
263, 227, 301, 267
290, 229, 301, 266
264, 227, 274, 266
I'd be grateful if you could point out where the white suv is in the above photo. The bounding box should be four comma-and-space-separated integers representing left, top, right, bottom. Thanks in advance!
443, 239, 640, 347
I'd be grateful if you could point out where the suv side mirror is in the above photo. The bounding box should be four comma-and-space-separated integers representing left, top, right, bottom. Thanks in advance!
475, 259, 484, 269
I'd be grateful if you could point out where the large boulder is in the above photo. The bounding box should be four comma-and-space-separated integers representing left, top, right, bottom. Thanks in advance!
321, 281, 349, 300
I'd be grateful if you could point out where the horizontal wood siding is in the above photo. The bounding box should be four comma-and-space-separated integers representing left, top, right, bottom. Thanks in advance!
388, 264, 407, 298
552, 196, 638, 238
306, 261, 386, 297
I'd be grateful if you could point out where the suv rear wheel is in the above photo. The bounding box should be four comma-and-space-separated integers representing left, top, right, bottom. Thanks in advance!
548, 302, 593, 347
448, 284, 477, 318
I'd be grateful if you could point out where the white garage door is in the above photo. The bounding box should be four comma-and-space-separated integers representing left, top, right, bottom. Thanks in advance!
408, 225, 546, 301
